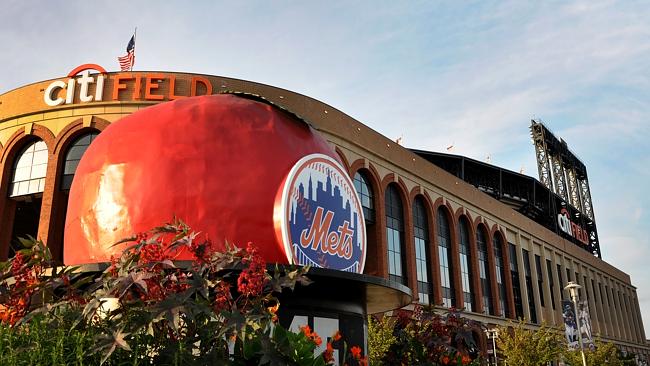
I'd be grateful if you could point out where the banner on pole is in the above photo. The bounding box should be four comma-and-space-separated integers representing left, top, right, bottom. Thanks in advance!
562, 300, 594, 350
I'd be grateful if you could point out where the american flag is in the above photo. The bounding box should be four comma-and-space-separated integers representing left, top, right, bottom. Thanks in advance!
117, 35, 136, 71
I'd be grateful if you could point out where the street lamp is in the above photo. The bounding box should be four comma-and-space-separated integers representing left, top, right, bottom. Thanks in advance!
564, 281, 587, 366
486, 328, 499, 366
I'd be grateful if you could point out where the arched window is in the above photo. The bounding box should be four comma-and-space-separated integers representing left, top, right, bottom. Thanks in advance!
437, 207, 455, 307
493, 233, 509, 317
61, 132, 98, 190
458, 217, 474, 312
385, 184, 405, 284
413, 197, 432, 304
8, 139, 48, 257
353, 172, 375, 223
476, 226, 494, 315
10, 140, 48, 197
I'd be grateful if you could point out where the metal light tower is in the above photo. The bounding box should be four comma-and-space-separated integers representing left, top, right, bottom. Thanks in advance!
565, 281, 587, 366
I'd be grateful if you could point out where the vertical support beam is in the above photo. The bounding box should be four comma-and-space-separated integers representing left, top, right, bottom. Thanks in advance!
530, 121, 553, 190
579, 178, 594, 221
550, 155, 568, 201
633, 291, 646, 341
597, 274, 612, 337
566, 168, 583, 212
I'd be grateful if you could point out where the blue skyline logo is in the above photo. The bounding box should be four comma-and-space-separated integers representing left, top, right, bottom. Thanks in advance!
280, 154, 366, 273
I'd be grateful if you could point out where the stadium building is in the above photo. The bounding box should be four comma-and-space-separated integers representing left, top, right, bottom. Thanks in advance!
0, 65, 647, 361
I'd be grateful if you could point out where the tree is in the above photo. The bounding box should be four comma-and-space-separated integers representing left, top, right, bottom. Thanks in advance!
367, 315, 396, 366
496, 321, 564, 366
562, 339, 623, 366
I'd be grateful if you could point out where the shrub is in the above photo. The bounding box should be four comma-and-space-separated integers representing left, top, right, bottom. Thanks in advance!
0, 220, 365, 366
368, 305, 483, 365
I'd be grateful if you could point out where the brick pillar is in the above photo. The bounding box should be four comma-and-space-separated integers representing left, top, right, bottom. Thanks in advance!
469, 221, 482, 313
430, 201, 443, 306
402, 198, 418, 300
449, 212, 463, 309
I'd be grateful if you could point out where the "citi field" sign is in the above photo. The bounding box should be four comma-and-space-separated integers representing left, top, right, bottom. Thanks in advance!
43, 64, 213, 107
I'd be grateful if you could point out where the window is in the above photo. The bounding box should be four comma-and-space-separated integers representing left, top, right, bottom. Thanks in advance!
557, 264, 565, 300
61, 132, 98, 190
535, 255, 544, 308
10, 140, 48, 197
8, 139, 48, 258
413, 197, 432, 304
458, 218, 473, 312
522, 250, 537, 323
547, 260, 556, 310
509, 243, 524, 320
385, 185, 405, 284
493, 235, 508, 317
437, 207, 455, 308
476, 227, 493, 315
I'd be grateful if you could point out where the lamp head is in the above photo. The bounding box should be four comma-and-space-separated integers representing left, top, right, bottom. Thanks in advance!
564, 281, 581, 300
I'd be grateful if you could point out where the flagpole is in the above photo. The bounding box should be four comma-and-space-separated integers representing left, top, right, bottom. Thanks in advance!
131, 27, 137, 72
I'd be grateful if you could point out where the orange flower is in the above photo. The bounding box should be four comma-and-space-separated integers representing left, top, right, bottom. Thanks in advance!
312, 333, 322, 347
441, 355, 450, 365
332, 330, 342, 341
358, 356, 368, 366
350, 345, 362, 360
300, 325, 312, 337
461, 354, 471, 365
323, 342, 335, 363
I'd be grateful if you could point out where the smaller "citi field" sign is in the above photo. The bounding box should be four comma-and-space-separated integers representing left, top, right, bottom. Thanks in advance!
280, 154, 366, 273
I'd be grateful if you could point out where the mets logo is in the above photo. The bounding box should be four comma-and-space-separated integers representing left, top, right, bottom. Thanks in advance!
280, 154, 366, 273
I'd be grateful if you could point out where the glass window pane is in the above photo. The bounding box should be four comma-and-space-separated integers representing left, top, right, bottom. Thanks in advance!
33, 140, 47, 152
66, 145, 87, 161
31, 163, 47, 179
10, 140, 49, 197
32, 149, 48, 165
17, 181, 29, 196
15, 152, 33, 168
13, 166, 30, 182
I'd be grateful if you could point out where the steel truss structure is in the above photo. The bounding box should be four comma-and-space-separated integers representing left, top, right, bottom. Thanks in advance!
529, 120, 600, 257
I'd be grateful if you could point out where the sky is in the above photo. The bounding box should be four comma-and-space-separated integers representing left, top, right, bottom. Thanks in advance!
1, 0, 649, 335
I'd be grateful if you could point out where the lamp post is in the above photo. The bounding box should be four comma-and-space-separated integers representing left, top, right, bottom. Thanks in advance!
564, 281, 587, 366
486, 328, 499, 366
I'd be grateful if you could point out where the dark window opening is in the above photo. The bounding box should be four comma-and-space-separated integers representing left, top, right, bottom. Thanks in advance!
458, 218, 474, 312
9, 197, 42, 258
61, 132, 98, 190
353, 172, 375, 223
509, 243, 524, 320
477, 227, 493, 315
494, 235, 508, 317
523, 250, 537, 323
547, 260, 556, 310
557, 264, 565, 300
385, 185, 405, 285
535, 255, 545, 308
413, 197, 432, 304
438, 208, 455, 308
